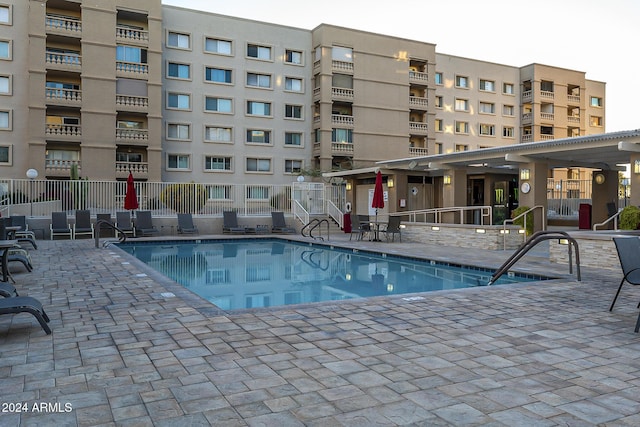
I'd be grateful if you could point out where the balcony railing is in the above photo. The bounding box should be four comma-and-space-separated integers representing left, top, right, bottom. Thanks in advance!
116, 95, 149, 110
45, 123, 81, 138
116, 161, 149, 179
522, 134, 533, 143
540, 112, 555, 121
115, 26, 149, 43
45, 15, 81, 36
331, 114, 354, 127
45, 88, 82, 104
331, 87, 354, 99
409, 70, 428, 83
332, 60, 354, 72
116, 61, 149, 76
409, 147, 429, 156
522, 90, 532, 103
116, 128, 149, 142
45, 159, 80, 175
46, 52, 82, 69
409, 122, 428, 133
540, 90, 554, 99
567, 115, 581, 124
540, 134, 554, 141
409, 96, 428, 109
521, 112, 533, 123
568, 95, 580, 104
331, 142, 354, 155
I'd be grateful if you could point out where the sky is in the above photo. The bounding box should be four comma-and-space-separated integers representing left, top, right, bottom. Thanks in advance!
163, 0, 639, 132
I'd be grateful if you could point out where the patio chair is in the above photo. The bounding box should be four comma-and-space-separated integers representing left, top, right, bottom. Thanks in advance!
610, 237, 640, 332
96, 213, 115, 238
9, 215, 37, 249
177, 213, 198, 234
350, 213, 371, 241
271, 212, 295, 234
73, 210, 94, 239
50, 212, 72, 240
223, 211, 247, 234
382, 216, 402, 242
0, 282, 18, 297
0, 296, 51, 335
135, 211, 159, 237
116, 211, 136, 237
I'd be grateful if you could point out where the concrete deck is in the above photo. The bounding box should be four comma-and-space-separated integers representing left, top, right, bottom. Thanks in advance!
1, 232, 639, 426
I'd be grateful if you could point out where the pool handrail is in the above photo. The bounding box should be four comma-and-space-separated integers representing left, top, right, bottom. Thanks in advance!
94, 219, 128, 248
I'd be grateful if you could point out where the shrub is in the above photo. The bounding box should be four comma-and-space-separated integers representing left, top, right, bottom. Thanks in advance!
160, 182, 207, 213
511, 206, 534, 236
619, 205, 640, 230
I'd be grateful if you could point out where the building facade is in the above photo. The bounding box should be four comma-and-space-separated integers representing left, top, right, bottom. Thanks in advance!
0, 1, 606, 184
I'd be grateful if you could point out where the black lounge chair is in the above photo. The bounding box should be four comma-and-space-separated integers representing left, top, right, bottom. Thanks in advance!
116, 211, 136, 237
0, 282, 18, 298
177, 213, 198, 234
223, 211, 248, 234
0, 296, 51, 335
610, 237, 640, 332
73, 209, 94, 239
50, 212, 72, 240
96, 213, 115, 237
271, 212, 295, 234
135, 211, 159, 237
9, 216, 37, 249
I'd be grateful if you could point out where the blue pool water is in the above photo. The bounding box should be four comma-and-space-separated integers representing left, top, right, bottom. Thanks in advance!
117, 239, 547, 311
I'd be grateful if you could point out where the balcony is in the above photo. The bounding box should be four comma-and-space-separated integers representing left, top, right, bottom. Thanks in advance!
521, 112, 533, 123
116, 26, 149, 46
409, 122, 428, 134
540, 112, 555, 121
116, 95, 149, 112
45, 15, 81, 37
46, 51, 81, 71
540, 134, 554, 141
522, 134, 533, 143
567, 115, 581, 124
116, 61, 149, 79
522, 90, 532, 103
409, 70, 428, 84
332, 60, 353, 73
331, 142, 354, 155
540, 90, 554, 100
45, 159, 80, 177
331, 114, 354, 127
45, 123, 81, 141
331, 87, 354, 100
116, 161, 149, 179
45, 88, 82, 106
409, 147, 429, 157
409, 96, 428, 110
116, 128, 149, 143
568, 95, 580, 104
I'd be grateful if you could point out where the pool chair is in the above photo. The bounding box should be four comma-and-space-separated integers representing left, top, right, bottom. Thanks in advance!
116, 211, 136, 237
73, 209, 94, 239
349, 213, 371, 241
96, 213, 115, 238
135, 211, 159, 237
50, 212, 72, 240
610, 237, 640, 332
223, 211, 248, 234
177, 213, 198, 234
382, 216, 402, 242
271, 212, 296, 234
0, 296, 51, 335
0, 282, 18, 297
9, 216, 38, 249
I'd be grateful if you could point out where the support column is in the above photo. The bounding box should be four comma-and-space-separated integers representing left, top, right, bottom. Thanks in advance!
518, 162, 548, 232
591, 170, 619, 227
631, 154, 640, 207
442, 169, 467, 223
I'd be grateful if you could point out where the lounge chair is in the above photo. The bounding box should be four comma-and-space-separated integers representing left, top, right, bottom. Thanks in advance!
135, 211, 159, 236
223, 211, 248, 234
9, 216, 37, 249
177, 213, 198, 234
0, 296, 51, 335
610, 237, 640, 332
271, 212, 295, 234
350, 213, 371, 241
116, 211, 136, 237
73, 209, 94, 239
382, 216, 402, 242
50, 212, 72, 240
96, 213, 115, 237
0, 282, 18, 297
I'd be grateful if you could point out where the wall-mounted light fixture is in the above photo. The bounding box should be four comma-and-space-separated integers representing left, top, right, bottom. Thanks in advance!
387, 178, 394, 188
594, 173, 606, 185
635, 160, 640, 174
443, 175, 451, 185
346, 182, 352, 191
520, 168, 530, 181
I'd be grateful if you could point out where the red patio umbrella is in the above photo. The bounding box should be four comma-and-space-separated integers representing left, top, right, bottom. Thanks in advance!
124, 172, 139, 211
371, 171, 385, 241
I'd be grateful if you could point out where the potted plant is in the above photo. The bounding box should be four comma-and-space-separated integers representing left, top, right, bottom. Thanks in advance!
619, 205, 640, 230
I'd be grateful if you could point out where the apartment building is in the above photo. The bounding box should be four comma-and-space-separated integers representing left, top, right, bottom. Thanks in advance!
0, 1, 606, 185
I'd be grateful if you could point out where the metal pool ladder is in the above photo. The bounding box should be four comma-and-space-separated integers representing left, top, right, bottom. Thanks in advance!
488, 230, 581, 286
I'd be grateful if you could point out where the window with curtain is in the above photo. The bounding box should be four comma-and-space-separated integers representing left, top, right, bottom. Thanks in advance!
167, 32, 190, 49
205, 126, 232, 142
205, 67, 232, 83
205, 38, 232, 55
246, 158, 271, 172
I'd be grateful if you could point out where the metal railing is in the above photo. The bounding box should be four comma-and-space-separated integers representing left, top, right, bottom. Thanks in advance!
396, 206, 493, 225
502, 205, 545, 249
593, 209, 622, 230
325, 199, 343, 229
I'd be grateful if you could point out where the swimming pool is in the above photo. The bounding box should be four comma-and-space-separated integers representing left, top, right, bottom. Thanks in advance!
117, 239, 548, 311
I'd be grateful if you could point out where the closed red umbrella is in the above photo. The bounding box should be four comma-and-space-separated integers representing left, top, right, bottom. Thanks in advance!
124, 172, 139, 211
371, 171, 384, 241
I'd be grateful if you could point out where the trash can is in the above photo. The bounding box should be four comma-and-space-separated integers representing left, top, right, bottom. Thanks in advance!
343, 213, 352, 233
578, 203, 592, 229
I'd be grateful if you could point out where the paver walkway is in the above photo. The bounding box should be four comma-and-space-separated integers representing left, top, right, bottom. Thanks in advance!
0, 235, 639, 426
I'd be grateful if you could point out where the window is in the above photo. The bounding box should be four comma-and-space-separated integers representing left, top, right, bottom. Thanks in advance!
205, 156, 231, 171
167, 93, 190, 110
247, 44, 271, 60
205, 97, 232, 113
331, 46, 353, 62
116, 45, 146, 64
0, 110, 9, 129
591, 96, 603, 107
246, 158, 271, 172
208, 185, 231, 200
332, 74, 353, 89
246, 72, 271, 88
246, 129, 271, 144
332, 128, 352, 143
455, 121, 469, 134
435, 72, 443, 85
503, 83, 514, 95
167, 62, 190, 79
167, 123, 190, 140
0, 75, 9, 94
0, 145, 10, 164
455, 75, 468, 88
590, 116, 603, 127
167, 31, 190, 49
247, 101, 271, 116
0, 5, 9, 24
286, 49, 303, 65
435, 96, 443, 108
285, 77, 303, 92
285, 132, 302, 146
205, 37, 232, 55
502, 105, 515, 116
435, 119, 443, 132
479, 79, 495, 92
285, 160, 302, 174
205, 67, 232, 84
116, 152, 142, 163
503, 126, 514, 138
541, 80, 554, 92
435, 143, 443, 154
0, 40, 10, 59
454, 98, 469, 111
479, 102, 495, 114
285, 104, 302, 119
479, 124, 495, 136
205, 126, 232, 143
455, 144, 468, 152
167, 154, 190, 169
247, 186, 270, 200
